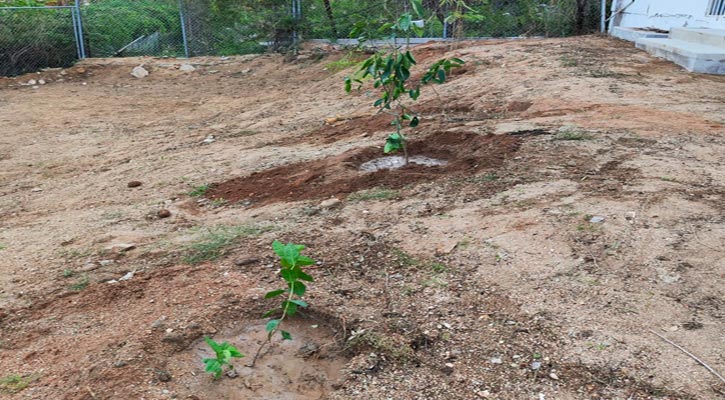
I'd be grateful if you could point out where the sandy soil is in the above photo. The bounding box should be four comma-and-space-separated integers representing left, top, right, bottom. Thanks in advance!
0, 36, 723, 399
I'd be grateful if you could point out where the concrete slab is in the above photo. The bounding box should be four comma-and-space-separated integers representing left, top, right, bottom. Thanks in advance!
611, 26, 669, 42
670, 27, 725, 49
635, 37, 725, 74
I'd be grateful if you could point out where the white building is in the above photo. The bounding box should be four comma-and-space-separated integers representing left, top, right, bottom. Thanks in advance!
610, 0, 725, 31
609, 0, 725, 75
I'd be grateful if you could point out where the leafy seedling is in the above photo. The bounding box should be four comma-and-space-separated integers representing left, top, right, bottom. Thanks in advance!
250, 240, 314, 366
203, 337, 244, 379
344, 0, 464, 164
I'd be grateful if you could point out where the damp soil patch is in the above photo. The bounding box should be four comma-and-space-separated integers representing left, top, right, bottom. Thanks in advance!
206, 131, 521, 206
181, 319, 346, 400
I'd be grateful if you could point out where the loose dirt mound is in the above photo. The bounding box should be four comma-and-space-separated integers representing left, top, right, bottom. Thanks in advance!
206, 131, 520, 205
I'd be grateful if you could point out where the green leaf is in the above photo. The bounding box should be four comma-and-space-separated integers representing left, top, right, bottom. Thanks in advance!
203, 358, 223, 378
280, 330, 293, 340
410, 116, 420, 128
265, 289, 286, 299
297, 256, 315, 266
450, 57, 465, 65
437, 69, 446, 83
272, 240, 284, 254
397, 14, 412, 31
290, 299, 308, 308
266, 319, 280, 332
410, 0, 424, 18
344, 77, 352, 93
405, 51, 417, 65
298, 270, 314, 282
290, 281, 307, 296
262, 308, 279, 318
384, 133, 403, 154
204, 337, 221, 353
228, 347, 244, 358
283, 300, 298, 316
281, 268, 299, 283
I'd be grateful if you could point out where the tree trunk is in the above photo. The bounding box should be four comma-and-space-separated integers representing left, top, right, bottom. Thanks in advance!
575, 0, 588, 35
322, 0, 338, 39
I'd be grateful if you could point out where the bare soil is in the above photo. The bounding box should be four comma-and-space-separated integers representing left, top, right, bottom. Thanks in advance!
0, 36, 724, 400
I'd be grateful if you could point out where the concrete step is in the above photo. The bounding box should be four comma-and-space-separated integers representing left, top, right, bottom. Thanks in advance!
611, 26, 668, 42
670, 27, 725, 49
635, 37, 725, 74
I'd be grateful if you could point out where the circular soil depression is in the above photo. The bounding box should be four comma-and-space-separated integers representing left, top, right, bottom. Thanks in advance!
184, 320, 345, 400
207, 131, 521, 206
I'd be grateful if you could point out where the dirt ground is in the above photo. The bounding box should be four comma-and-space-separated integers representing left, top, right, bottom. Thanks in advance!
0, 36, 723, 400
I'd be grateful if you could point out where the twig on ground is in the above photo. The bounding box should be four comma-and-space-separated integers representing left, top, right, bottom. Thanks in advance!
649, 329, 725, 384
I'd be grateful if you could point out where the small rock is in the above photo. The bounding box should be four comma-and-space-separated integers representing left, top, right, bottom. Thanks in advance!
151, 316, 167, 329
119, 271, 135, 281
490, 357, 503, 364
477, 390, 491, 398
201, 135, 216, 145
105, 243, 136, 253
531, 361, 542, 370
131, 65, 149, 78
625, 211, 636, 221
234, 257, 259, 267
113, 360, 128, 368
127, 181, 143, 188
38, 79, 46, 85
441, 362, 454, 375
154, 369, 172, 382
319, 197, 342, 209
162, 332, 185, 344
99, 259, 114, 266
549, 372, 559, 380
589, 216, 605, 223
225, 369, 239, 379
27, 79, 37, 85
80, 262, 99, 272
325, 117, 338, 125
157, 209, 172, 219
179, 64, 196, 72
31, 187, 43, 192
297, 343, 319, 359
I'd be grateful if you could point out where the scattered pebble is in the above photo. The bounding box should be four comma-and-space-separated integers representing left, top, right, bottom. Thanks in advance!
490, 357, 503, 364
225, 369, 239, 379
234, 257, 260, 267
549, 372, 559, 380
127, 181, 142, 188
179, 64, 196, 72
157, 209, 172, 218
131, 65, 149, 78
201, 135, 216, 145
319, 197, 342, 209
589, 216, 605, 223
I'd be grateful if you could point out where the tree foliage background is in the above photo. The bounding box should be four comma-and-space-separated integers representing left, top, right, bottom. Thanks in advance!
0, 0, 606, 76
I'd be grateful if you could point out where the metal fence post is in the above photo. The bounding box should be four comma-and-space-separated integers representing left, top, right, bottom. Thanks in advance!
70, 7, 82, 59
178, 0, 190, 58
74, 0, 86, 58
600, 0, 607, 33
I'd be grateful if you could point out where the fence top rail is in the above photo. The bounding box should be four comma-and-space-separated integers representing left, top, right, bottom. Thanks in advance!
0, 5, 75, 10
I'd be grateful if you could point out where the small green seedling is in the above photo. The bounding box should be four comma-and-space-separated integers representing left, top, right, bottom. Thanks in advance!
203, 337, 244, 379
250, 240, 315, 366
188, 185, 209, 197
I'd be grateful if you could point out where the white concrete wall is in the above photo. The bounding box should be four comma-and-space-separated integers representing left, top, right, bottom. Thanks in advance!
610, 0, 725, 31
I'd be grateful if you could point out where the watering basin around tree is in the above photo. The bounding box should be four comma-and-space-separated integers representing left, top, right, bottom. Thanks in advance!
359, 155, 448, 172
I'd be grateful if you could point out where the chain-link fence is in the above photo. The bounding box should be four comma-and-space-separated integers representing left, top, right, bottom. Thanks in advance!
0, 6, 79, 77
1, 0, 609, 77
